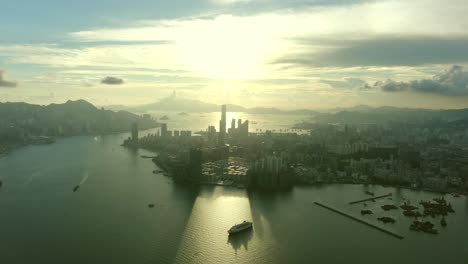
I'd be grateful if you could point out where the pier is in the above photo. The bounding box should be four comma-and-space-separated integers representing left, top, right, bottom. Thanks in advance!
349, 193, 393, 205
314, 202, 404, 240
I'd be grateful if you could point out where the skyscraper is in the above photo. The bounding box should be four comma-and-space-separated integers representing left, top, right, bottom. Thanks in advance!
160, 123, 167, 137
131, 123, 138, 142
218, 104, 227, 145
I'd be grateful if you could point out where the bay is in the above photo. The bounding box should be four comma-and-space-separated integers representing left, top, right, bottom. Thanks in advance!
0, 127, 467, 264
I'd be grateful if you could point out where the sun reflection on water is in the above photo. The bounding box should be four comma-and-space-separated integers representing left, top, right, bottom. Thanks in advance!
174, 186, 253, 264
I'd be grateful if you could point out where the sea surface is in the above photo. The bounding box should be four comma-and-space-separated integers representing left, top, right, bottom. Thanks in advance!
0, 128, 467, 263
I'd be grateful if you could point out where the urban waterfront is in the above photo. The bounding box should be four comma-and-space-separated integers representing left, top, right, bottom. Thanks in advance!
0, 131, 467, 264
144, 110, 311, 133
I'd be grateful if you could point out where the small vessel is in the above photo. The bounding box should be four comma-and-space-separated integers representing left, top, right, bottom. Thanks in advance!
365, 191, 375, 196
377, 217, 396, 224
381, 204, 398, 211
441, 217, 447, 227
148, 203, 155, 208
361, 209, 373, 215
73, 185, 80, 192
141, 155, 157, 159
228, 221, 253, 235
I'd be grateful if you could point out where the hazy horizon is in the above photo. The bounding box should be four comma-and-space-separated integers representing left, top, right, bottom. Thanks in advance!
2, 0, 468, 109
4, 95, 468, 112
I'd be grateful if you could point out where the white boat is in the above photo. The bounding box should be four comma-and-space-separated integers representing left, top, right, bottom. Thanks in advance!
228, 221, 253, 235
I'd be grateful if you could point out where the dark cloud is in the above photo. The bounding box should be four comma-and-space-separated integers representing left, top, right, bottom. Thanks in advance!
101, 76, 124, 85
320, 77, 366, 89
372, 65, 468, 96
273, 37, 468, 68
0, 71, 17, 88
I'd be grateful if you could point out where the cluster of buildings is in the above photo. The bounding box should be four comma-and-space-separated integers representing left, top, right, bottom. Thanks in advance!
216, 105, 249, 145
249, 155, 292, 188
292, 123, 468, 192
125, 105, 468, 193
126, 104, 292, 190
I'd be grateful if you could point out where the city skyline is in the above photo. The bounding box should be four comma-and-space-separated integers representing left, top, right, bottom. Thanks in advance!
1, 0, 468, 109
2, 2, 468, 264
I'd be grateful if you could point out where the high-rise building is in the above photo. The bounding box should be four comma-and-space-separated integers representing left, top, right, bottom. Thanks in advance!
231, 118, 236, 130
181, 130, 192, 137
189, 148, 203, 182
218, 105, 227, 145
238, 119, 242, 128
208, 125, 216, 141
161, 123, 168, 137
131, 123, 138, 142
241, 120, 249, 139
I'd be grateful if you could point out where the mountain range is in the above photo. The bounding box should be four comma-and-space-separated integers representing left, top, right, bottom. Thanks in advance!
0, 99, 157, 141
107, 94, 318, 115
299, 105, 468, 129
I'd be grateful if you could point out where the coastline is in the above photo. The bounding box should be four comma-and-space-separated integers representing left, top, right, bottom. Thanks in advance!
0, 137, 55, 158
150, 153, 466, 195
0, 126, 160, 158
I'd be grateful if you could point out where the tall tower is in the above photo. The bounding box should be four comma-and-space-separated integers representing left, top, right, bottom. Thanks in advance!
160, 123, 168, 137
131, 123, 139, 142
218, 104, 227, 145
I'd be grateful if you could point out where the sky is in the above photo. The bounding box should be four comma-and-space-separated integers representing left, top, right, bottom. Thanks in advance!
1, 0, 468, 109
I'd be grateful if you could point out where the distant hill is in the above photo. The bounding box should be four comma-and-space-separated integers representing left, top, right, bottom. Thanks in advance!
0, 100, 157, 141
311, 106, 468, 125
246, 107, 317, 115
124, 95, 317, 115
130, 95, 246, 113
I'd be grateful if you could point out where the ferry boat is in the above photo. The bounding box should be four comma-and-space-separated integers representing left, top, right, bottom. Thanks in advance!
228, 221, 253, 235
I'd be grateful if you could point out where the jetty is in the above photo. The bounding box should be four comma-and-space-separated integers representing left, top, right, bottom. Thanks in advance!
315, 202, 404, 240
349, 193, 393, 205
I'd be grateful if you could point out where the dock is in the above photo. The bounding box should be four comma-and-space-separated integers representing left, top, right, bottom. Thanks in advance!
349, 193, 393, 205
314, 202, 404, 240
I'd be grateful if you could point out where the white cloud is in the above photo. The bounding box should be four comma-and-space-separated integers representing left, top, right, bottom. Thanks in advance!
65, 0, 468, 79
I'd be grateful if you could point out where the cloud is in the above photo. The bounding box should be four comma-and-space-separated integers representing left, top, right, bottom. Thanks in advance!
372, 65, 468, 96
273, 37, 468, 68
0, 71, 17, 87
101, 76, 124, 85
320, 77, 366, 89
62, 0, 468, 78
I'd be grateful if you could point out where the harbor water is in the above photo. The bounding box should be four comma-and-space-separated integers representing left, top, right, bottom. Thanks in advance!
0, 129, 467, 264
